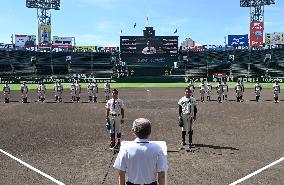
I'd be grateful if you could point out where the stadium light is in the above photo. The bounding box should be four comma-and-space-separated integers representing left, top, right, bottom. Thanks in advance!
26, 0, 60, 10
240, 0, 275, 7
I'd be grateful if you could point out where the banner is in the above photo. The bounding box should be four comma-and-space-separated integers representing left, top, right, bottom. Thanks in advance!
75, 46, 97, 52
228, 34, 249, 47
0, 43, 14, 49
15, 34, 36, 48
38, 24, 51, 48
265, 32, 284, 45
52, 36, 73, 48
250, 21, 264, 47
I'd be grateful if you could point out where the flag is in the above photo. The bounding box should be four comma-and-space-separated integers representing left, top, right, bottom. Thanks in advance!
134, 22, 137, 28
146, 16, 149, 21
174, 29, 177, 34
119, 29, 122, 35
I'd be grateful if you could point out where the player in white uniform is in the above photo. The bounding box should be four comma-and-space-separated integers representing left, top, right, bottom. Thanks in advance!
188, 79, 195, 95
206, 81, 212, 101
240, 80, 245, 102
54, 80, 63, 103
3, 82, 10, 103
104, 81, 111, 102
21, 82, 29, 103
87, 82, 94, 102
254, 80, 262, 102
92, 81, 99, 103
37, 82, 46, 102
216, 81, 223, 103
273, 81, 281, 103
222, 80, 229, 101
105, 89, 125, 149
235, 80, 243, 102
70, 82, 76, 101
199, 81, 206, 102
74, 81, 81, 102
178, 88, 197, 149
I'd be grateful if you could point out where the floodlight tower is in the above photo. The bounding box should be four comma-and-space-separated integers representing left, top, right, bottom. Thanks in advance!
26, 0, 60, 48
240, 0, 275, 47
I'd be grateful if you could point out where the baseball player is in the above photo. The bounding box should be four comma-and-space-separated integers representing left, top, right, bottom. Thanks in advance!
240, 80, 245, 102
37, 82, 46, 102
178, 88, 197, 149
222, 80, 229, 101
188, 79, 195, 95
199, 81, 206, 102
235, 80, 243, 102
254, 80, 262, 102
92, 81, 99, 103
87, 82, 94, 102
104, 81, 111, 102
20, 82, 28, 103
105, 89, 125, 149
273, 81, 281, 103
3, 82, 10, 103
54, 80, 63, 103
70, 82, 76, 101
216, 81, 223, 103
74, 81, 81, 102
206, 81, 212, 101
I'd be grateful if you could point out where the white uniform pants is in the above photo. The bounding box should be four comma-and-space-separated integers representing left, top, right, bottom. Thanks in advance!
4, 92, 9, 99
109, 115, 122, 134
181, 114, 193, 133
274, 91, 279, 98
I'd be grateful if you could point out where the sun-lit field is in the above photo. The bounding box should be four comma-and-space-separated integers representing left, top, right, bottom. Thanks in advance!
0, 87, 283, 185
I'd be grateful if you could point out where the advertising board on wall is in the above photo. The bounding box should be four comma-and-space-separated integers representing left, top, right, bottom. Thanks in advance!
52, 36, 73, 48
250, 21, 264, 47
38, 24, 51, 48
265, 32, 284, 45
15, 34, 36, 48
75, 46, 97, 52
0, 43, 14, 49
228, 34, 249, 47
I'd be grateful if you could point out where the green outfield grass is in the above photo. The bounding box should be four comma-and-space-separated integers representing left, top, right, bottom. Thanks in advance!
0, 82, 281, 91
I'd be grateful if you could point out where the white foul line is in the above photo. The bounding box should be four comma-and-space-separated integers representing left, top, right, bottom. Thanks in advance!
0, 149, 65, 185
230, 157, 284, 185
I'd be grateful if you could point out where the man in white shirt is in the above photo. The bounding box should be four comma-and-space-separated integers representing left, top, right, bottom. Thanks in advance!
113, 118, 168, 185
54, 80, 63, 103
105, 89, 125, 148
142, 41, 157, 55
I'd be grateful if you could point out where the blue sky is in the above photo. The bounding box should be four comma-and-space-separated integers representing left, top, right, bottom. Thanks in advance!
0, 0, 283, 46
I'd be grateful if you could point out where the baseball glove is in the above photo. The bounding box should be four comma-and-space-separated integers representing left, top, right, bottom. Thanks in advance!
178, 116, 184, 127
105, 118, 111, 130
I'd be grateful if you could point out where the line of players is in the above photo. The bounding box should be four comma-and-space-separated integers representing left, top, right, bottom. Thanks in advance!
188, 79, 281, 103
2, 81, 112, 103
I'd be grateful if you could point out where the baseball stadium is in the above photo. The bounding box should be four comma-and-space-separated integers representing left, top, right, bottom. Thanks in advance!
0, 0, 284, 185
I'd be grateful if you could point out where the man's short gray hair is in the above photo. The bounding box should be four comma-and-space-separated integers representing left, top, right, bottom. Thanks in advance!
132, 118, 151, 139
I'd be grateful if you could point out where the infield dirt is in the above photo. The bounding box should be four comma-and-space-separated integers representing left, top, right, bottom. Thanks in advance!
0, 88, 284, 185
